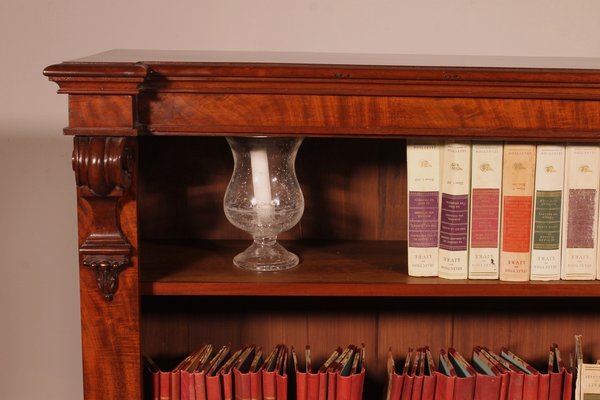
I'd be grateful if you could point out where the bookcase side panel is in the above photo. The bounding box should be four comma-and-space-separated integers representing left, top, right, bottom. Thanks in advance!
76, 137, 141, 400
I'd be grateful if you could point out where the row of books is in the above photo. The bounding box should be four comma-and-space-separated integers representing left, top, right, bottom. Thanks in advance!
143, 343, 365, 400
407, 142, 600, 281
386, 345, 572, 400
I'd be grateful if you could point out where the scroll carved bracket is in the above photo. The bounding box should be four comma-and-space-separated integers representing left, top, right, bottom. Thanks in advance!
73, 137, 134, 301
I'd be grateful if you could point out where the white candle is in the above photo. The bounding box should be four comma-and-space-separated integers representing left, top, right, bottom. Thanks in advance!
250, 148, 273, 224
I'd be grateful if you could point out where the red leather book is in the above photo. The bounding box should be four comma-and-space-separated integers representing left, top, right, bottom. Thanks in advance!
276, 349, 288, 400
205, 375, 223, 400
316, 348, 341, 400
205, 345, 237, 400
193, 372, 207, 400
521, 374, 538, 400
160, 371, 172, 400
350, 369, 366, 400
453, 376, 475, 400
474, 374, 502, 400
400, 375, 414, 400
499, 348, 539, 400
399, 348, 415, 400
249, 370, 262, 400
222, 371, 234, 400
220, 347, 246, 400
562, 369, 573, 400
422, 348, 437, 400
537, 373, 549, 400
261, 345, 282, 400
233, 346, 257, 400
411, 375, 424, 400
389, 372, 405, 400
181, 371, 196, 400
262, 368, 276, 400
386, 349, 404, 400
335, 375, 352, 400
327, 369, 337, 400
292, 347, 307, 400
548, 370, 563, 400
143, 354, 161, 400
306, 372, 320, 400
335, 345, 362, 400
421, 375, 436, 400
410, 348, 424, 400
505, 372, 523, 400
433, 372, 454, 400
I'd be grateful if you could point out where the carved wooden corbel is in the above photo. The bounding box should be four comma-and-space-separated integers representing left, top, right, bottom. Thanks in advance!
73, 137, 134, 301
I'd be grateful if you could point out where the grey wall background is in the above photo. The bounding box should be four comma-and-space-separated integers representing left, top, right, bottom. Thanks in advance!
2, 1, 600, 398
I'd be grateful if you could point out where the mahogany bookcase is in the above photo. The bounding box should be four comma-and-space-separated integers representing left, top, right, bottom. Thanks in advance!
45, 50, 600, 399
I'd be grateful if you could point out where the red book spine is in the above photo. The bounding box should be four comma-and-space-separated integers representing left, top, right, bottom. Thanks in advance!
249, 371, 262, 400
390, 372, 405, 400
206, 375, 223, 400
261, 370, 276, 400
181, 371, 195, 400
172, 372, 181, 400
562, 370, 573, 400
474, 374, 501, 400
327, 370, 337, 400
400, 375, 414, 400
506, 372, 523, 400
276, 373, 288, 400
194, 372, 207, 400
498, 373, 509, 400
296, 371, 307, 400
537, 374, 549, 400
350, 370, 365, 400
222, 372, 234, 400
548, 370, 563, 400
306, 372, 320, 400
522, 374, 539, 400
317, 371, 328, 400
453, 376, 475, 400
160, 371, 172, 400
421, 374, 436, 400
410, 375, 423, 400
433, 372, 455, 400
335, 375, 352, 400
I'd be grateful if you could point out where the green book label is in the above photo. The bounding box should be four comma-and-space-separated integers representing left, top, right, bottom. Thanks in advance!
533, 190, 562, 250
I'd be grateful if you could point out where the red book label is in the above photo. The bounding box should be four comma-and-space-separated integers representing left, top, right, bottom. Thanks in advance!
502, 196, 533, 253
471, 188, 500, 248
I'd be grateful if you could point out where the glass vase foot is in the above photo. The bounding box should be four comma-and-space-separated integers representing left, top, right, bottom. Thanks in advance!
233, 240, 299, 271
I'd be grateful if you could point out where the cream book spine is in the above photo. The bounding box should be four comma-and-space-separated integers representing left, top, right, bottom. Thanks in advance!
499, 144, 536, 281
406, 141, 442, 277
438, 142, 471, 279
468, 143, 503, 280
530, 145, 565, 281
561, 145, 600, 280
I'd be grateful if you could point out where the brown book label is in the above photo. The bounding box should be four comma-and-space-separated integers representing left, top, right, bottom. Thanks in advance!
567, 189, 597, 249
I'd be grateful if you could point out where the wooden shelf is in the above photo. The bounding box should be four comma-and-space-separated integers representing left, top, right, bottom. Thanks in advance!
141, 240, 600, 297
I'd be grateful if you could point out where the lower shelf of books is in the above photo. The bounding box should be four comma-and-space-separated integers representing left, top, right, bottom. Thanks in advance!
143, 341, 576, 399
141, 297, 600, 399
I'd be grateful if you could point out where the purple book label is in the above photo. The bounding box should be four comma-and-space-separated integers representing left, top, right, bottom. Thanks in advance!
439, 193, 469, 251
408, 191, 439, 248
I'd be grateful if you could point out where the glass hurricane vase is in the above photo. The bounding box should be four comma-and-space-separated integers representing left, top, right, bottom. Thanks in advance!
224, 137, 304, 271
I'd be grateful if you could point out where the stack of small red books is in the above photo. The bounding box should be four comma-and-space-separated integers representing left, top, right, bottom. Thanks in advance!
386, 345, 573, 400
144, 344, 288, 400
293, 344, 365, 400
